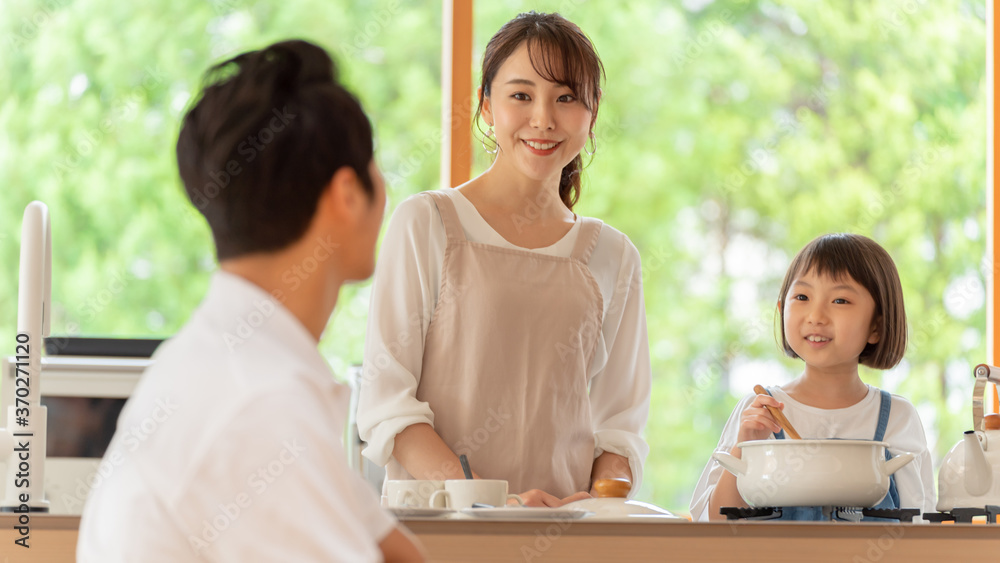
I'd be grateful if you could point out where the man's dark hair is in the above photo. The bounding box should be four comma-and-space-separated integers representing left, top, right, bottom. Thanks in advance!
177, 39, 374, 259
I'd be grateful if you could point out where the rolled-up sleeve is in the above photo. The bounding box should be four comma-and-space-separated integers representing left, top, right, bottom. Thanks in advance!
357, 194, 444, 466
589, 236, 651, 495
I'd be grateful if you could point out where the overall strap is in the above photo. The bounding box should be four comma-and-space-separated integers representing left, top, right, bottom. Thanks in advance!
570, 217, 603, 264
763, 387, 786, 440
873, 389, 892, 445
422, 190, 467, 242
870, 388, 902, 516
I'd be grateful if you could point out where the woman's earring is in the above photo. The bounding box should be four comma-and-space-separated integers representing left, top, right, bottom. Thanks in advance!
585, 131, 597, 156
483, 126, 499, 155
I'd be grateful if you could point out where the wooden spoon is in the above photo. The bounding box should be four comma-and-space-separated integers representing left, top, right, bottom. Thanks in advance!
753, 384, 802, 439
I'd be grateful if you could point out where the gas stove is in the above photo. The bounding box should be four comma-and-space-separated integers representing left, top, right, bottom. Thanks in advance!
721, 505, 1000, 523
719, 507, 922, 522
922, 505, 1000, 524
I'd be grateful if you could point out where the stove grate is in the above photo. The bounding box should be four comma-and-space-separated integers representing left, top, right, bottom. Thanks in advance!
719, 507, 920, 522
922, 505, 1000, 524
719, 507, 781, 520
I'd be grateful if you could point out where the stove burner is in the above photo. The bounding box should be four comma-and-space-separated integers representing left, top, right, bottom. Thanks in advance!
720, 507, 921, 522
856, 508, 921, 521
922, 505, 1000, 524
720, 507, 781, 520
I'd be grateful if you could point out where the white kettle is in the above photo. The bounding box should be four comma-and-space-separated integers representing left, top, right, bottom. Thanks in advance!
937, 364, 1000, 511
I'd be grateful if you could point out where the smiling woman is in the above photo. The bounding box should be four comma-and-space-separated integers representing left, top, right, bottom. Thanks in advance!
357, 11, 652, 510
474, 11, 604, 210
479, 42, 595, 211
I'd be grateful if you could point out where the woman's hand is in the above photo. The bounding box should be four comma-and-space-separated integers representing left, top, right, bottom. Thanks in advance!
737, 393, 785, 444
515, 489, 592, 507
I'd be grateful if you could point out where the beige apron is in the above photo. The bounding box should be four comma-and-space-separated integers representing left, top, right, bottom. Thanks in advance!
385, 190, 604, 497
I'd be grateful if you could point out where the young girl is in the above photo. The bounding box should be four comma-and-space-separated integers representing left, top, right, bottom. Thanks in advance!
690, 233, 936, 521
357, 12, 650, 508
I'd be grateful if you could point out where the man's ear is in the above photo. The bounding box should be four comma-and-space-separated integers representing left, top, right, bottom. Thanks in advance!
319, 166, 365, 227
868, 316, 882, 345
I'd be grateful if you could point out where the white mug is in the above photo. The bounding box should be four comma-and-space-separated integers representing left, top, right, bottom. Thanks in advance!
429, 479, 524, 510
385, 480, 446, 508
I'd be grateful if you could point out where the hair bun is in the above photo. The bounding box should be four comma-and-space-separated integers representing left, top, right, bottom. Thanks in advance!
259, 39, 337, 93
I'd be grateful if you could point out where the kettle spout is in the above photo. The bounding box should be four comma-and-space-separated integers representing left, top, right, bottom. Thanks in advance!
963, 431, 993, 497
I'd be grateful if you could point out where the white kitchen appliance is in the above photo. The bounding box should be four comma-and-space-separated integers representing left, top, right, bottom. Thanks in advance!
936, 363, 1000, 513
0, 354, 148, 514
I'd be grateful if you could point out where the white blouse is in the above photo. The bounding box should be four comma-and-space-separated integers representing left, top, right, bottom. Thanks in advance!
357, 188, 652, 490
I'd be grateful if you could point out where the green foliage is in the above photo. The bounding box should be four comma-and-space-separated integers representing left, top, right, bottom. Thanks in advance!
0, 0, 987, 515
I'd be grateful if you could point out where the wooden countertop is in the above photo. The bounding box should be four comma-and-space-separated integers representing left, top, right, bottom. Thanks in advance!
2, 514, 998, 562
403, 517, 1000, 562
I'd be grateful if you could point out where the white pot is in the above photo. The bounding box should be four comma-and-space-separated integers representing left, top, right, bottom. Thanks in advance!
712, 440, 915, 508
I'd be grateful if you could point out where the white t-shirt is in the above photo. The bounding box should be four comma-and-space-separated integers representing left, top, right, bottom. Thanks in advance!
357, 188, 651, 489
78, 272, 395, 562
689, 385, 937, 522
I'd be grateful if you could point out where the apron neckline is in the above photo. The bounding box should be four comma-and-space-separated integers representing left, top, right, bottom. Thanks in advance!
449, 188, 583, 253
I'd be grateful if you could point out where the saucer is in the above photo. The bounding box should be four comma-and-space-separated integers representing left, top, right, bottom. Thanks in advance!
389, 506, 453, 518
460, 507, 592, 520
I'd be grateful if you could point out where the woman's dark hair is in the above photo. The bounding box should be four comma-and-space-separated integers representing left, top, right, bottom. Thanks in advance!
475, 11, 604, 210
776, 233, 907, 370
177, 39, 374, 260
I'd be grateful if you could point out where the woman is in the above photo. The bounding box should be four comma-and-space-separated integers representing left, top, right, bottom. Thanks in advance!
358, 12, 650, 507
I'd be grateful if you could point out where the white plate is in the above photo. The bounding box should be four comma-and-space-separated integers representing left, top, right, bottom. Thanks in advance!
460, 507, 592, 520
389, 506, 453, 518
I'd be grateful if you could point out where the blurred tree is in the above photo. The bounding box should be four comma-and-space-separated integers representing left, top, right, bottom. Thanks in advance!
0, 0, 443, 377
0, 0, 987, 514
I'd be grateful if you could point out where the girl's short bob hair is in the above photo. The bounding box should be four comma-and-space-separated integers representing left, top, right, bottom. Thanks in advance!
777, 233, 907, 370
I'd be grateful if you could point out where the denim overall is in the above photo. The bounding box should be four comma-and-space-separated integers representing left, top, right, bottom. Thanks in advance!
765, 388, 900, 521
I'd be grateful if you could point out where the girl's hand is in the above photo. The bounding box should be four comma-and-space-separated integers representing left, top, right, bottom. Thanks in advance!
736, 393, 785, 444
516, 489, 591, 507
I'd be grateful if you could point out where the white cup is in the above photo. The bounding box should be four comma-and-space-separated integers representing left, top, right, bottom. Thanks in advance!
385, 480, 446, 508
429, 479, 525, 510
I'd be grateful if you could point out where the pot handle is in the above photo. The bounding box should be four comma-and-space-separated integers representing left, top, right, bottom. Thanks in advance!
881, 451, 915, 476
712, 451, 747, 477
